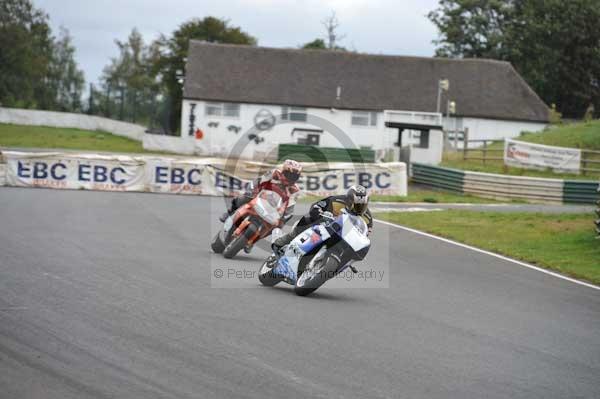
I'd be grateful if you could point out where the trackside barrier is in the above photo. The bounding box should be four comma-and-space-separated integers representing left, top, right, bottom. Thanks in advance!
563, 181, 600, 204
595, 184, 600, 237
412, 163, 599, 204
0, 150, 407, 197
0, 107, 145, 141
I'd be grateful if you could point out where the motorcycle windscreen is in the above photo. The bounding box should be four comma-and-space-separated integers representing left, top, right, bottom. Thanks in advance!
340, 214, 370, 252
254, 190, 284, 225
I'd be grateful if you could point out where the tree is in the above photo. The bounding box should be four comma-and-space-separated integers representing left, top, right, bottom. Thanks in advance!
0, 0, 53, 107
98, 28, 160, 123
322, 11, 346, 50
0, 0, 86, 111
45, 26, 85, 112
428, 0, 514, 58
152, 17, 257, 132
428, 0, 600, 118
505, 0, 600, 118
301, 11, 347, 51
302, 38, 327, 50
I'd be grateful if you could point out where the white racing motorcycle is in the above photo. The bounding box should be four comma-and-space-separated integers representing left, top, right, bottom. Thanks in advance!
258, 209, 371, 296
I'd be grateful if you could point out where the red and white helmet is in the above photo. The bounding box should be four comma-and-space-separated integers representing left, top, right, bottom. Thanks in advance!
280, 159, 302, 184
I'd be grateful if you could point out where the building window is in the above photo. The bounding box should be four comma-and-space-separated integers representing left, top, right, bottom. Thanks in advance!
281, 106, 307, 122
351, 111, 378, 127
412, 130, 430, 148
205, 102, 240, 118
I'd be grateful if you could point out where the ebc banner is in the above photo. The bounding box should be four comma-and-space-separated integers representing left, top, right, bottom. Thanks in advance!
4, 152, 145, 191
145, 158, 253, 196
1, 151, 407, 197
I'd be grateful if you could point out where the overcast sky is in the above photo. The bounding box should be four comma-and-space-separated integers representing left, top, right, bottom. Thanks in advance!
36, 0, 440, 86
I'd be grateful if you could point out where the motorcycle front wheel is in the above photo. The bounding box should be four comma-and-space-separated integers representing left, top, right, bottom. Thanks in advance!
223, 223, 258, 259
294, 255, 339, 296
211, 232, 225, 253
258, 255, 282, 287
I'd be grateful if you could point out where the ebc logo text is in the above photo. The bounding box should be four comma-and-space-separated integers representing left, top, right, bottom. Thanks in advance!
17, 161, 128, 184
155, 166, 202, 185
298, 172, 391, 191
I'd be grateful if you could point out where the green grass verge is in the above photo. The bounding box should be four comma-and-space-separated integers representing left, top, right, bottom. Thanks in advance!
521, 120, 600, 150
0, 123, 157, 154
370, 185, 507, 204
299, 186, 505, 204
442, 120, 600, 180
375, 210, 600, 285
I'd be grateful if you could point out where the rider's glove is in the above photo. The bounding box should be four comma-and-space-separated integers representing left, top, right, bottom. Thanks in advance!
321, 211, 334, 220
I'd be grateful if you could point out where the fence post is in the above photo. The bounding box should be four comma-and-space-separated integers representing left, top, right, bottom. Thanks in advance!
483, 140, 487, 165
582, 151, 587, 176
463, 127, 469, 160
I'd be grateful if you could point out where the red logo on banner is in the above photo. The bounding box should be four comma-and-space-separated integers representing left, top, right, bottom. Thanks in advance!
195, 129, 204, 140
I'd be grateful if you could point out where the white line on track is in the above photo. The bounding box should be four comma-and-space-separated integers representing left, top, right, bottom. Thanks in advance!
374, 218, 600, 291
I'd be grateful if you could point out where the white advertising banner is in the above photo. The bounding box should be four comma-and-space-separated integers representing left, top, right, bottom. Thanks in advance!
4, 151, 145, 191
1, 151, 408, 197
504, 139, 581, 173
144, 159, 407, 197
295, 162, 406, 197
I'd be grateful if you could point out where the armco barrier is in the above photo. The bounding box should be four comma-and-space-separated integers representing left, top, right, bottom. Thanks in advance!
412, 163, 599, 204
595, 185, 600, 236
410, 163, 464, 192
0, 150, 407, 197
563, 181, 600, 204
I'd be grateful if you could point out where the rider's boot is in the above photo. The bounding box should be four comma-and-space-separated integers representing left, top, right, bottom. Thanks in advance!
271, 232, 294, 256
219, 208, 234, 222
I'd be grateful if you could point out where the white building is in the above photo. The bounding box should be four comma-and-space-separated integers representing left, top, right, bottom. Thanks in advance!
173, 41, 549, 164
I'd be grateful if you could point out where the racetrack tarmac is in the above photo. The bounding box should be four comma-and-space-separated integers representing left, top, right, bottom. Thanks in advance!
1, 187, 599, 398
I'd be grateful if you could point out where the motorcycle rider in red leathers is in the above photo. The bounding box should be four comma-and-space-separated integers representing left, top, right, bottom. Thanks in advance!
219, 160, 303, 245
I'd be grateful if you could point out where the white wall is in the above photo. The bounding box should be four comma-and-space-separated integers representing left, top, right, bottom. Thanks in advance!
142, 134, 195, 154
181, 100, 397, 160
443, 116, 546, 144
408, 131, 444, 165
0, 107, 145, 141
180, 99, 546, 163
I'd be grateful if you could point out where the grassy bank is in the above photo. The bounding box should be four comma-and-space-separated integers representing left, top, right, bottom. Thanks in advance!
375, 210, 600, 285
442, 120, 600, 180
0, 123, 150, 153
300, 186, 505, 204
370, 185, 505, 204
520, 120, 600, 150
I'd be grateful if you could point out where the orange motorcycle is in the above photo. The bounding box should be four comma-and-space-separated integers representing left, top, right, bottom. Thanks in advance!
211, 189, 289, 258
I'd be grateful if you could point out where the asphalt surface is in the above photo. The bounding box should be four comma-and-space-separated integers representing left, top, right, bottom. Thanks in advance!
1, 187, 599, 399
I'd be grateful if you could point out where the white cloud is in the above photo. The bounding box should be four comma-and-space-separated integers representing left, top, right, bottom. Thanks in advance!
35, 0, 440, 85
